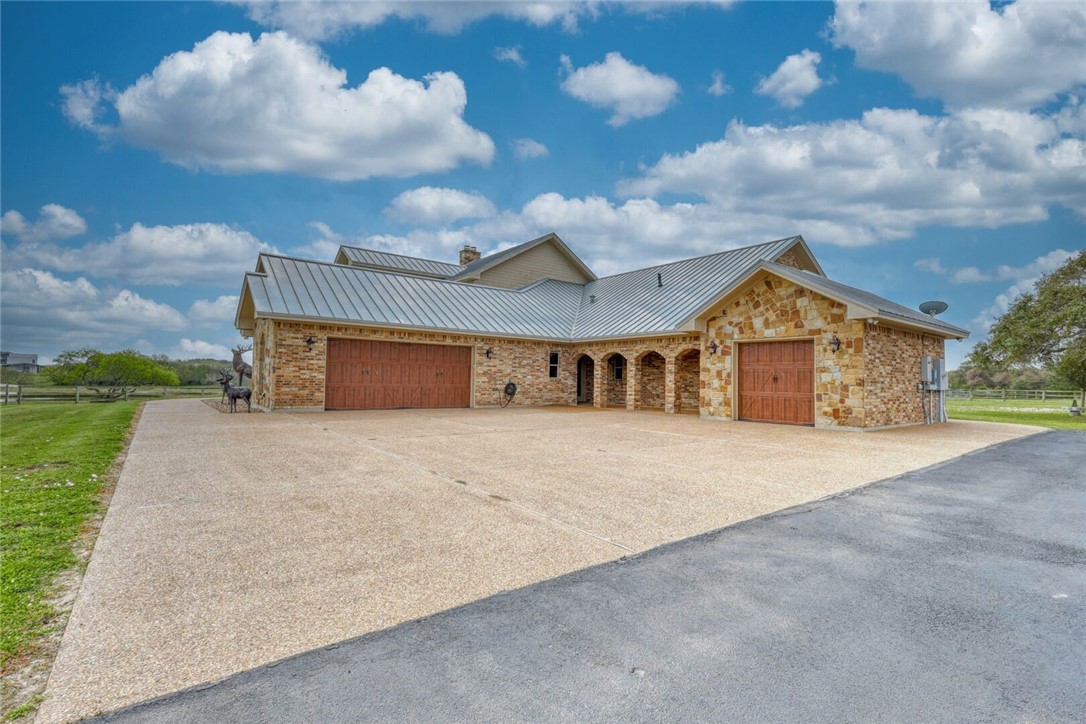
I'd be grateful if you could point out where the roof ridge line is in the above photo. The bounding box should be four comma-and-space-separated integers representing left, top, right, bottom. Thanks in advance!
590, 236, 800, 282
338, 244, 458, 268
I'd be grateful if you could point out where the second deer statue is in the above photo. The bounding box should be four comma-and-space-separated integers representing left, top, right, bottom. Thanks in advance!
232, 344, 253, 388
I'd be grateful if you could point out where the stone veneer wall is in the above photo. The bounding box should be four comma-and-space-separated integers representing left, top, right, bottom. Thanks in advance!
774, 251, 805, 270
251, 318, 276, 409
638, 353, 666, 409
703, 275, 865, 427
863, 324, 944, 427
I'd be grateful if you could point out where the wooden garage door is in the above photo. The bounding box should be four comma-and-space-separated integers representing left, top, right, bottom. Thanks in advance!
738, 340, 814, 425
325, 339, 471, 410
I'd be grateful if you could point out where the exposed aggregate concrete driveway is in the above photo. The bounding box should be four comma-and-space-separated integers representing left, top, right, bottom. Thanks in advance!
39, 400, 1041, 722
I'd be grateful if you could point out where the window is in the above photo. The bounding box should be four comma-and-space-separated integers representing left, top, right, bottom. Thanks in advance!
613, 356, 625, 381
548, 351, 559, 378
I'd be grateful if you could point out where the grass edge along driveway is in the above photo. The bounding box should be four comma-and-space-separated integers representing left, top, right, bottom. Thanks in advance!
947, 397, 1085, 430
1, 401, 140, 719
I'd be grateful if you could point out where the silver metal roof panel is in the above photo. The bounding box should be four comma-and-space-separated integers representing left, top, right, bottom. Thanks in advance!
337, 245, 461, 278
572, 237, 800, 338
240, 237, 964, 342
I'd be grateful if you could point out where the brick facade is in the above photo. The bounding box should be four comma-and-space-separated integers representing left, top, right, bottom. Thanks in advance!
864, 324, 944, 427
638, 352, 666, 409
251, 272, 944, 429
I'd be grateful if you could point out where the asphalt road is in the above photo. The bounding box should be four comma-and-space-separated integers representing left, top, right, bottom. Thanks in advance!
96, 429, 1085, 724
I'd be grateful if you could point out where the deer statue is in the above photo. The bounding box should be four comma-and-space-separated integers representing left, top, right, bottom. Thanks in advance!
232, 344, 253, 388
216, 370, 252, 413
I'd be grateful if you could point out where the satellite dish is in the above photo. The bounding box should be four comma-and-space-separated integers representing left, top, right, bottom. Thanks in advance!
919, 300, 949, 317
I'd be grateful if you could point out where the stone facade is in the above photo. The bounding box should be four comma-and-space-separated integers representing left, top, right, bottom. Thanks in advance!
703, 275, 864, 427
251, 272, 944, 429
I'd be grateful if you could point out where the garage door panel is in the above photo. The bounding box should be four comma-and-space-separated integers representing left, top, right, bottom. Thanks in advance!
326, 339, 471, 411
738, 340, 814, 426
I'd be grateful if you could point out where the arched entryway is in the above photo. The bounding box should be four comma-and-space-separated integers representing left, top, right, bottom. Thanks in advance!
575, 354, 595, 404
676, 348, 701, 413
638, 351, 666, 410
602, 353, 628, 407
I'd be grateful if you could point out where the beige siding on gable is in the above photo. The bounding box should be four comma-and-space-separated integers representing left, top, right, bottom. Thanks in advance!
475, 242, 591, 288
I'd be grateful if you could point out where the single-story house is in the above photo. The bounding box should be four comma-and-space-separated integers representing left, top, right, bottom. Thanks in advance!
234, 233, 966, 428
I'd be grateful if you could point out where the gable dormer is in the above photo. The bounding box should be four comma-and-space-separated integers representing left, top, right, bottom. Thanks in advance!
449, 233, 596, 289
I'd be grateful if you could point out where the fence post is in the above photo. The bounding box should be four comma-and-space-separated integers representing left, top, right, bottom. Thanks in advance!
1001, 389, 1006, 400
75, 385, 80, 404
16, 384, 21, 405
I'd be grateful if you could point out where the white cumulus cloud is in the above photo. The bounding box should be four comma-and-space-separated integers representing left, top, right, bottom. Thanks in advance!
971, 249, 1075, 331
63, 31, 494, 180
707, 70, 732, 97
167, 338, 233, 360
1, 204, 87, 243
494, 45, 527, 68
756, 49, 823, 109
619, 106, 1086, 245
512, 138, 550, 160
189, 295, 241, 326
5, 222, 271, 285
914, 257, 948, 275
239, 1, 593, 39
385, 187, 497, 225
831, 0, 1086, 110
560, 52, 680, 127
0, 268, 186, 353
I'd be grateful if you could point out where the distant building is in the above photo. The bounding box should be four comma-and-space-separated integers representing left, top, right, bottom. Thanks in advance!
0, 352, 41, 373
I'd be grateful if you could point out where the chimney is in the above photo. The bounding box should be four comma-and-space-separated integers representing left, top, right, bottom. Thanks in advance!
459, 245, 481, 266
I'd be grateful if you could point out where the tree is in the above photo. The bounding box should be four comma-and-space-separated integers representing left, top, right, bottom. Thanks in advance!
47, 348, 179, 399
967, 250, 1086, 396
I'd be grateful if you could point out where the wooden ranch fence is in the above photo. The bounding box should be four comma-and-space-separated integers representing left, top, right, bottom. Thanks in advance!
1, 385, 221, 404
947, 388, 1081, 401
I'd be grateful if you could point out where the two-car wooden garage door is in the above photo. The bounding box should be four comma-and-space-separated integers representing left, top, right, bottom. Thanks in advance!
325, 339, 471, 410
738, 340, 814, 426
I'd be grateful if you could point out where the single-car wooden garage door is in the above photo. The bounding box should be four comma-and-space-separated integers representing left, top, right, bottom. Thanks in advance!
325, 339, 471, 410
738, 340, 814, 425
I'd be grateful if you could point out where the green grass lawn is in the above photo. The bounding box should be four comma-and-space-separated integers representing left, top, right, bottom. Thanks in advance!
947, 396, 1086, 430
0, 402, 139, 675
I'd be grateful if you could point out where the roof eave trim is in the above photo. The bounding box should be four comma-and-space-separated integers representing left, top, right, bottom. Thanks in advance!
251, 312, 573, 343
250, 311, 700, 345
234, 276, 255, 333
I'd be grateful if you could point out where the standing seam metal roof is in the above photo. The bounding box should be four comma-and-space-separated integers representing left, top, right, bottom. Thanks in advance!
239, 238, 966, 341
571, 237, 800, 337
337, 246, 462, 278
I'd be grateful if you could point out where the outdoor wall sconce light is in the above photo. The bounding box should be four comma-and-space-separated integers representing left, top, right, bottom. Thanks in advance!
305, 335, 316, 351
485, 347, 495, 359
830, 335, 841, 354
707, 341, 719, 355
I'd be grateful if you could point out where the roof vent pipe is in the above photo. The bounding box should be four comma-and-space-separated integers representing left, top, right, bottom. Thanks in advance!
590, 294, 596, 303
657, 272, 663, 288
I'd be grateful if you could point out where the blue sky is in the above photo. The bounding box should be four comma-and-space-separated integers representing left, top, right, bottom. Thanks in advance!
2, 1, 1083, 369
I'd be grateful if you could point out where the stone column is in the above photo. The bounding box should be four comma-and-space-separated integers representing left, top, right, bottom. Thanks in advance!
664, 356, 676, 414
593, 357, 605, 408
626, 354, 639, 411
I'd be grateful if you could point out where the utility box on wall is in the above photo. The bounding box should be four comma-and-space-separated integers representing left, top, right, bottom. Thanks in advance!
920, 355, 933, 385
933, 359, 948, 391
